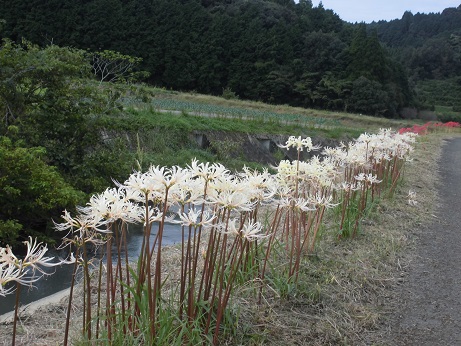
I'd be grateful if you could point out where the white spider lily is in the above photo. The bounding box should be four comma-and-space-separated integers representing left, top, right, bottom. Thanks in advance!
408, 190, 418, 206
298, 157, 339, 189
323, 146, 348, 167
188, 159, 229, 182
123, 170, 154, 201
0, 246, 18, 266
55, 210, 110, 234
0, 237, 63, 296
293, 197, 317, 212
22, 237, 62, 274
276, 160, 297, 178
240, 221, 268, 241
210, 174, 243, 194
174, 208, 216, 229
0, 263, 31, 296
54, 210, 109, 247
208, 190, 256, 212
275, 185, 294, 201
169, 177, 204, 205
366, 174, 382, 185
59, 252, 81, 265
218, 219, 268, 242
239, 167, 278, 203
147, 165, 190, 189
312, 193, 339, 208
82, 187, 143, 224
341, 182, 361, 192
146, 207, 164, 224
278, 197, 316, 212
278, 136, 321, 152
355, 173, 382, 185
277, 197, 293, 209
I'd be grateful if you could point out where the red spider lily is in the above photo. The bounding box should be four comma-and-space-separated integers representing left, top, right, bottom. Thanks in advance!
398, 121, 460, 135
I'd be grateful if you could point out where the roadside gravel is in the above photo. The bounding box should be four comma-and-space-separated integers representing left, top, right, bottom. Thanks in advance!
382, 136, 461, 345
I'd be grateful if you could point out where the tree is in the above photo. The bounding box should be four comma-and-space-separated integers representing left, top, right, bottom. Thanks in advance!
0, 39, 112, 176
91, 49, 148, 84
348, 76, 390, 116
347, 25, 388, 82
0, 39, 142, 245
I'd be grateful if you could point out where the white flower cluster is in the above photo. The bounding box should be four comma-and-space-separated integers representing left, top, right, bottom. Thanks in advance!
54, 130, 416, 252
408, 190, 418, 206
55, 160, 279, 246
278, 135, 321, 152
0, 237, 60, 296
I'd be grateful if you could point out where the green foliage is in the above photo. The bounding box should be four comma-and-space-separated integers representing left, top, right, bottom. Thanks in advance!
373, 7, 461, 80
371, 6, 461, 107
343, 25, 413, 117
0, 39, 141, 193
221, 87, 239, 100
210, 138, 243, 161
434, 106, 461, 123
0, 137, 85, 246
416, 78, 461, 108
0, 39, 142, 244
0, 219, 22, 246
74, 142, 136, 193
0, 39, 111, 174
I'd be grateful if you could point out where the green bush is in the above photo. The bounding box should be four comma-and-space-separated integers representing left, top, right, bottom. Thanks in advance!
0, 137, 85, 246
222, 87, 239, 100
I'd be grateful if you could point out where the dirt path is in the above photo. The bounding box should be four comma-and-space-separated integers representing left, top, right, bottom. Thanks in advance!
385, 137, 461, 345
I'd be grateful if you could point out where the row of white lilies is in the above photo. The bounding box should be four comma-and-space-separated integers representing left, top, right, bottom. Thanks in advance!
2, 128, 416, 345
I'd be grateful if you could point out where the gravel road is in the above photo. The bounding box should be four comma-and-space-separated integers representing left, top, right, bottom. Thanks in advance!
387, 137, 461, 345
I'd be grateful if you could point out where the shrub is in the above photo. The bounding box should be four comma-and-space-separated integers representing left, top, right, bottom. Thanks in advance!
222, 87, 239, 100
0, 137, 85, 246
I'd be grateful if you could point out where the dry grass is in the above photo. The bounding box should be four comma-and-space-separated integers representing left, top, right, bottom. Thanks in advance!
0, 132, 456, 346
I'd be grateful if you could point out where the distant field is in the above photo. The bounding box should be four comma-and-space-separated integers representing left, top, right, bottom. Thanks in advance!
119, 84, 417, 133
149, 97, 341, 128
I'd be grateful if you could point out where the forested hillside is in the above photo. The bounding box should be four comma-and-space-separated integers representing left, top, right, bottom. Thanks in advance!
0, 0, 422, 117
1, 1, 460, 117
370, 6, 461, 111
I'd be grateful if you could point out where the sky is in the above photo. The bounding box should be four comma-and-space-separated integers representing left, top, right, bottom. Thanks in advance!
310, 1, 461, 23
